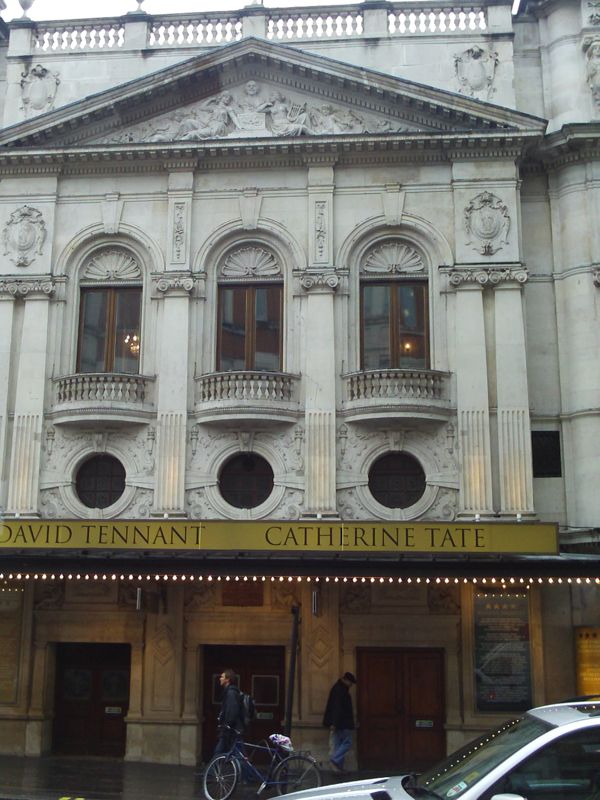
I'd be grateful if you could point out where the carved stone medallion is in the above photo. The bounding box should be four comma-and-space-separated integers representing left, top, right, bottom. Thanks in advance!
454, 46, 498, 100
20, 64, 60, 116
464, 192, 510, 256
3, 205, 47, 267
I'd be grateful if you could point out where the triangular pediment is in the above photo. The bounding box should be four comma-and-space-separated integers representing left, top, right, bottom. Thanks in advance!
0, 38, 546, 150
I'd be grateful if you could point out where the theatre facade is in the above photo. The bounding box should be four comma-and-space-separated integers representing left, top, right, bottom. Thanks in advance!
0, 0, 600, 769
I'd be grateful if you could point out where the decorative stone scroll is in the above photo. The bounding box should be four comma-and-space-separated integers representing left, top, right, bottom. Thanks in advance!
300, 271, 339, 291
362, 241, 425, 274
102, 80, 405, 144
3, 206, 47, 267
220, 246, 280, 278
584, 38, 600, 105
448, 267, 528, 287
464, 191, 510, 256
154, 274, 195, 294
454, 46, 498, 100
593, 269, 600, 286
20, 64, 60, 116
82, 248, 142, 281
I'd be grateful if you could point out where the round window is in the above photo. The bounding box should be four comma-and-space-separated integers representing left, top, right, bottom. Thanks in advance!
75, 454, 126, 509
368, 452, 426, 509
219, 453, 274, 509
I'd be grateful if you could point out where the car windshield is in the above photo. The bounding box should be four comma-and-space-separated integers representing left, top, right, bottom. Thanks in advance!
414, 714, 553, 799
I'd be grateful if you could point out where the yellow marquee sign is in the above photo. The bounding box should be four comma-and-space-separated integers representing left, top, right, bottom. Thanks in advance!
0, 519, 558, 555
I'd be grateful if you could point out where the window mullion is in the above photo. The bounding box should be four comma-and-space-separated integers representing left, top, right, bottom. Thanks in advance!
106, 289, 117, 372
246, 287, 256, 370
390, 284, 399, 369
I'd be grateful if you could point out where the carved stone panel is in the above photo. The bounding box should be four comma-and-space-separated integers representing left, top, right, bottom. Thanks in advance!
454, 46, 498, 100
464, 192, 510, 256
3, 206, 47, 267
20, 64, 60, 117
584, 38, 600, 106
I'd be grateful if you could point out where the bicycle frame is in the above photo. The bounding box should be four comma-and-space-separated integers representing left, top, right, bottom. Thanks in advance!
227, 737, 288, 793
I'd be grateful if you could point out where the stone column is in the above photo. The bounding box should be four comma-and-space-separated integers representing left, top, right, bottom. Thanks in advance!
6, 281, 55, 516
450, 274, 493, 516
302, 163, 338, 516
494, 273, 534, 515
152, 275, 195, 515
0, 291, 15, 508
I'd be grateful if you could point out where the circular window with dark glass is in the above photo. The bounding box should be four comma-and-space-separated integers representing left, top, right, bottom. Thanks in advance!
76, 454, 126, 509
368, 452, 426, 509
219, 453, 274, 509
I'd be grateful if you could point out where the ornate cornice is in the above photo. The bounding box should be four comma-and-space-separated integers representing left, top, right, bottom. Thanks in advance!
447, 266, 528, 287
0, 277, 56, 298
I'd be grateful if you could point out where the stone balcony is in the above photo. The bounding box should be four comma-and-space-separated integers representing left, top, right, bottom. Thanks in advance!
195, 371, 301, 426
342, 368, 452, 425
51, 373, 155, 426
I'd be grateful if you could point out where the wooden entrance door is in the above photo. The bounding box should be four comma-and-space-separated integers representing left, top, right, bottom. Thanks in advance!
202, 645, 286, 761
357, 648, 445, 771
52, 643, 130, 756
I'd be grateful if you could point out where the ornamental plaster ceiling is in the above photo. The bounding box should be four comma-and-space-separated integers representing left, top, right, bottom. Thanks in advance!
0, 38, 546, 150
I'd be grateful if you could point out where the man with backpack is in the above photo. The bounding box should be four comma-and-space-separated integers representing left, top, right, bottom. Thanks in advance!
214, 668, 244, 755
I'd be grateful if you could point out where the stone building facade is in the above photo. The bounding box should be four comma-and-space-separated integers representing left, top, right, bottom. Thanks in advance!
0, 0, 599, 770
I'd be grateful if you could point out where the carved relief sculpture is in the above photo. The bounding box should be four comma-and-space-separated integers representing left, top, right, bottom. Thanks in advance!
584, 38, 600, 105
83, 248, 142, 280
102, 81, 404, 144
221, 245, 280, 277
588, 2, 600, 24
20, 64, 60, 116
362, 241, 424, 274
454, 46, 499, 100
3, 205, 47, 266
464, 191, 510, 256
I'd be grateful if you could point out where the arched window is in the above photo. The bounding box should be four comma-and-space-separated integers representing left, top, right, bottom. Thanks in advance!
217, 245, 282, 372
77, 248, 143, 374
360, 240, 429, 370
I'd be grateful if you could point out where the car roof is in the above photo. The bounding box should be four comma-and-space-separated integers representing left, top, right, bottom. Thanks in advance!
527, 698, 600, 727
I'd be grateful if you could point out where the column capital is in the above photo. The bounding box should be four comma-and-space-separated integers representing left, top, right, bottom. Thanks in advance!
152, 272, 203, 297
447, 265, 528, 288
299, 270, 340, 294
0, 277, 56, 299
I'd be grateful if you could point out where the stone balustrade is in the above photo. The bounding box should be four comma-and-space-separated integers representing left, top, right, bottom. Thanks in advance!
196, 371, 298, 404
54, 373, 154, 406
343, 369, 452, 423
20, 1, 489, 55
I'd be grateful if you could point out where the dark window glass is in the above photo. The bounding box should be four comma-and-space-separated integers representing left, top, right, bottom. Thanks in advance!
362, 282, 428, 369
78, 287, 141, 374
368, 452, 426, 508
76, 454, 126, 509
531, 431, 562, 478
487, 729, 600, 800
219, 453, 274, 509
218, 285, 282, 371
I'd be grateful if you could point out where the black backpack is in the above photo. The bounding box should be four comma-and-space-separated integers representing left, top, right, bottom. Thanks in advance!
239, 691, 256, 727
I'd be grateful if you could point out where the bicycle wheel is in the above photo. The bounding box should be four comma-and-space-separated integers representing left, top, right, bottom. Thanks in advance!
273, 754, 321, 795
203, 754, 240, 800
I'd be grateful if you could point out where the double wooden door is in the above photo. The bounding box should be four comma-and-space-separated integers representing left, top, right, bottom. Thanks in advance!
357, 648, 445, 771
52, 643, 130, 756
202, 644, 286, 761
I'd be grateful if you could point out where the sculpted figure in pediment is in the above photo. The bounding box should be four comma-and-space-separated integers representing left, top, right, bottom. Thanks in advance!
101, 80, 405, 144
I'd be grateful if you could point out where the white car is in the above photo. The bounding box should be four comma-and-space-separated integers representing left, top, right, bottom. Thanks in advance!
282, 700, 600, 800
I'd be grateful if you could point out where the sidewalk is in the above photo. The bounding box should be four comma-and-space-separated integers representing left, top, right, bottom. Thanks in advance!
0, 755, 374, 800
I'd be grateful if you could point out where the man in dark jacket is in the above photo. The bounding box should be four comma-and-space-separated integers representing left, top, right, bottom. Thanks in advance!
323, 671, 356, 771
214, 668, 243, 755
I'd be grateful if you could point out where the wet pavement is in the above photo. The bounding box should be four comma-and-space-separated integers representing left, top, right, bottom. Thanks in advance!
0, 755, 375, 800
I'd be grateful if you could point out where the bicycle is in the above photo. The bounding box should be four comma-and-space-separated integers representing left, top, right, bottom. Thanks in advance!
203, 731, 321, 800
